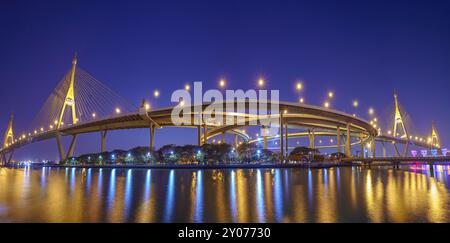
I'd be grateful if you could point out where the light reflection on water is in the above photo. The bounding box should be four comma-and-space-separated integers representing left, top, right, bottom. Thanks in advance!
0, 165, 449, 222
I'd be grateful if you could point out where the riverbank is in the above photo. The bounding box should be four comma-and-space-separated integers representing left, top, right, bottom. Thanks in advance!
44, 161, 356, 170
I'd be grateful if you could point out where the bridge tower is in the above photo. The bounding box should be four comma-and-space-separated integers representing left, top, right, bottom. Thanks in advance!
431, 121, 440, 148
3, 114, 14, 148
57, 54, 78, 128
392, 93, 410, 156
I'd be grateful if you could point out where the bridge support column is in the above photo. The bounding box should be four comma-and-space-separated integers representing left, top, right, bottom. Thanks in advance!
402, 140, 409, 157
285, 122, 289, 157
198, 126, 202, 146
360, 134, 365, 159
336, 126, 341, 154
66, 135, 77, 160
263, 136, 268, 150
371, 137, 376, 158
100, 130, 107, 153
280, 113, 284, 160
345, 123, 351, 158
149, 124, 155, 150
203, 124, 208, 145
56, 131, 65, 162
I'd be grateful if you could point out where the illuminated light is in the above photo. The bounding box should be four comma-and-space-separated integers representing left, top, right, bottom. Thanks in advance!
330, 139, 334, 143
92, 112, 96, 118
115, 108, 121, 114
299, 97, 304, 103
411, 150, 417, 157
319, 140, 322, 144
185, 84, 191, 91
370, 121, 374, 125
284, 110, 288, 114
391, 141, 395, 144
353, 100, 359, 107
324, 101, 330, 108
352, 114, 356, 117
49, 125, 54, 129
40, 127, 44, 132
368, 108, 374, 115
179, 100, 185, 107
153, 90, 160, 98
387, 130, 392, 135
419, 138, 423, 142
34, 130, 37, 134
219, 79, 226, 88
415, 136, 418, 140
257, 78, 265, 87
295, 82, 303, 91
328, 91, 334, 98
373, 124, 377, 128
373, 118, 377, 122
54, 120, 58, 125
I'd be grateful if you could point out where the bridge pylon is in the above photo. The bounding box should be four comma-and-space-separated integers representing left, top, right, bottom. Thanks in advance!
392, 93, 410, 156
431, 121, 440, 148
3, 114, 14, 148
57, 54, 78, 128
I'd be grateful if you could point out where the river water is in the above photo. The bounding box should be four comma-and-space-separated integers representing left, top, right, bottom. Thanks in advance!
0, 165, 449, 222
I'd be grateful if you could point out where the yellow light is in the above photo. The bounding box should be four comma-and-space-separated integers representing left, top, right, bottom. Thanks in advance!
185, 84, 190, 91
328, 91, 334, 98
368, 108, 374, 115
415, 136, 418, 140
115, 108, 121, 114
50, 125, 53, 129
180, 100, 185, 107
373, 118, 377, 122
40, 127, 44, 132
387, 130, 392, 135
219, 79, 226, 88
353, 100, 359, 107
34, 130, 37, 134
284, 109, 288, 114
299, 97, 304, 103
324, 101, 330, 108
92, 112, 96, 118
296, 82, 303, 91
22, 134, 26, 139
258, 78, 265, 87
153, 90, 160, 98
54, 120, 58, 125
145, 103, 150, 110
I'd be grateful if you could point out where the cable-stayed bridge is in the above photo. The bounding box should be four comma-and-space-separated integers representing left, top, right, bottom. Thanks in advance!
0, 56, 443, 165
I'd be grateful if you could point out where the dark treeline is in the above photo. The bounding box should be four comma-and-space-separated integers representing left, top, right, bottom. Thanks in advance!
62, 142, 342, 165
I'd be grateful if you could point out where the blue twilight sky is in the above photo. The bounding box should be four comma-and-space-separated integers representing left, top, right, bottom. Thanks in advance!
1, 0, 450, 161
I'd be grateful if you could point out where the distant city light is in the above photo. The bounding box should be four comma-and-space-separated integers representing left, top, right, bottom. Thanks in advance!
353, 100, 359, 107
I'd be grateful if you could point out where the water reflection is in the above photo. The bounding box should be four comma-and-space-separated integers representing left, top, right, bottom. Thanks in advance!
0, 165, 449, 222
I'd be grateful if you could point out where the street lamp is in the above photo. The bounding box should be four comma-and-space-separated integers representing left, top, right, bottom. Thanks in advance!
153, 90, 160, 98
185, 84, 190, 91
353, 100, 359, 108
328, 91, 334, 98
219, 79, 226, 88
258, 78, 265, 88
